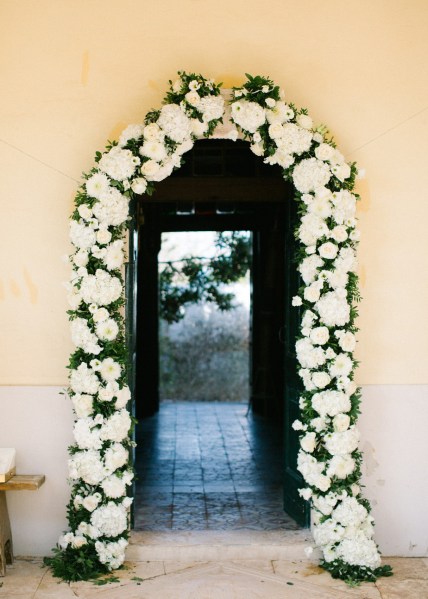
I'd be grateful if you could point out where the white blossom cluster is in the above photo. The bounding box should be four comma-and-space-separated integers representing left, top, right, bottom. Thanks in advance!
61, 72, 226, 572
61, 72, 380, 578
229, 79, 382, 573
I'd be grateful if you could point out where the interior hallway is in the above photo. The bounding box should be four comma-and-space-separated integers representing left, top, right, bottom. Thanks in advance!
133, 401, 300, 531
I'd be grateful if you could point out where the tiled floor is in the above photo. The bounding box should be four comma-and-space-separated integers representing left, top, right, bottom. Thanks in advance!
134, 401, 300, 531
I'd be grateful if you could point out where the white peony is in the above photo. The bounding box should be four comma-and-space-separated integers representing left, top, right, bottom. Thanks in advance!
139, 140, 167, 162
140, 159, 161, 180
300, 432, 316, 453
315, 143, 335, 162
143, 122, 164, 141
73, 249, 89, 267
333, 413, 351, 432
307, 195, 332, 219
304, 282, 321, 303
331, 225, 348, 243
266, 101, 294, 124
130, 177, 148, 195
100, 409, 131, 442
73, 418, 102, 450
336, 331, 356, 353
312, 371, 331, 389
327, 454, 356, 479
82, 493, 102, 512
96, 228, 112, 245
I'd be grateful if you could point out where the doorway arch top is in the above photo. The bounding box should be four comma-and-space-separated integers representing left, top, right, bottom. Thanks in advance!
57, 71, 392, 584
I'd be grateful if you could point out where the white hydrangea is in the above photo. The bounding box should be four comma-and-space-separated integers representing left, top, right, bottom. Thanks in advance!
324, 426, 360, 456
91, 502, 128, 538
292, 157, 331, 193
103, 240, 124, 271
99, 146, 140, 181
336, 535, 381, 569
70, 318, 101, 355
95, 538, 128, 570
327, 454, 356, 479
298, 214, 329, 247
231, 100, 266, 133
313, 519, 345, 547
73, 418, 102, 450
199, 95, 224, 122
70, 221, 97, 250
68, 450, 106, 485
80, 270, 122, 306
104, 443, 129, 473
331, 497, 368, 527
299, 254, 324, 284
157, 104, 192, 143
266, 101, 294, 124
118, 124, 145, 147
297, 451, 331, 491
312, 390, 351, 417
331, 190, 357, 224
101, 472, 132, 498
316, 291, 350, 327
115, 385, 131, 409
296, 338, 327, 369
92, 188, 129, 227
275, 123, 313, 155
100, 409, 131, 442
312, 493, 339, 516
71, 394, 94, 418
70, 363, 100, 395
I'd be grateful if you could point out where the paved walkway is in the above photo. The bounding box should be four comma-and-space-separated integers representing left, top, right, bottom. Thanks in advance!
134, 401, 300, 531
1, 556, 426, 598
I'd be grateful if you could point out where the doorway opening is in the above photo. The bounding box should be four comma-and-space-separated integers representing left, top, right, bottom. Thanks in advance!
130, 140, 309, 530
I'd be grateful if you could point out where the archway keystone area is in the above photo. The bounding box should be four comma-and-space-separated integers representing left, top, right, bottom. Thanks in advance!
47, 72, 392, 584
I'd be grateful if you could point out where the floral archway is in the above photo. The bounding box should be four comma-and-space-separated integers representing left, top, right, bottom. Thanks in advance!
49, 72, 392, 585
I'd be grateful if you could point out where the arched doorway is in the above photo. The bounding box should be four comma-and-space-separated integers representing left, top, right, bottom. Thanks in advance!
128, 139, 309, 527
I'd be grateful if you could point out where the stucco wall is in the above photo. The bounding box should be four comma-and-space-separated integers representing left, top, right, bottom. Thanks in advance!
1, 0, 427, 556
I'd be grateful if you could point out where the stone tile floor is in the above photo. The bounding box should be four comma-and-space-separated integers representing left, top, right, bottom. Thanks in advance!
1, 556, 427, 598
134, 401, 301, 531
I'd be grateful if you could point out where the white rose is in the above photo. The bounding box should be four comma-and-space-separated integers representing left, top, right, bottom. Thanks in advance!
115, 385, 131, 409
300, 432, 317, 453
310, 326, 329, 345
96, 228, 112, 245
319, 242, 338, 260
130, 178, 148, 195
78, 205, 93, 220
292, 296, 302, 306
304, 283, 321, 303
73, 250, 89, 267
312, 371, 331, 389
331, 225, 348, 243
338, 332, 356, 353
83, 493, 102, 512
315, 143, 335, 161
72, 394, 94, 418
265, 97, 276, 108
296, 114, 313, 129
333, 413, 351, 432
141, 159, 161, 179
185, 90, 200, 107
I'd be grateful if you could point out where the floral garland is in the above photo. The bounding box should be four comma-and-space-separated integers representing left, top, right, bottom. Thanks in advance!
48, 72, 392, 585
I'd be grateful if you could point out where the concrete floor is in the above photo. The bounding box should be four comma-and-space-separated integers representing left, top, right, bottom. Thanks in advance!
1, 556, 427, 598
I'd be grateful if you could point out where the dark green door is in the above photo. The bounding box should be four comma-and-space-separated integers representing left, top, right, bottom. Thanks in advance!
283, 196, 310, 527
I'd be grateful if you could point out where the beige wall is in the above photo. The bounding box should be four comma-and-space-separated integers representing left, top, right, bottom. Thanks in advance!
1, 0, 428, 386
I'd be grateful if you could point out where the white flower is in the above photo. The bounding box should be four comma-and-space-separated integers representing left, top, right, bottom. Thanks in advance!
99, 146, 140, 182
300, 432, 317, 453
92, 188, 129, 227
312, 493, 339, 515
73, 249, 89, 268
331, 225, 348, 243
312, 390, 351, 417
324, 426, 360, 456
91, 502, 128, 538
312, 371, 331, 389
199, 95, 224, 122
96, 318, 119, 341
231, 100, 266, 133
299, 254, 324, 284
100, 409, 131, 442
336, 331, 356, 353
329, 353, 353, 379
118, 124, 145, 147
298, 214, 329, 247
332, 497, 368, 527
316, 291, 350, 327
292, 158, 331, 193
104, 443, 129, 472
331, 190, 356, 225
333, 413, 351, 432
157, 104, 192, 143
188, 79, 200, 91
130, 177, 148, 195
292, 296, 302, 306
72, 394, 94, 418
73, 418, 102, 450
266, 101, 294, 124
70, 318, 102, 355
296, 338, 326, 369
265, 97, 276, 108
96, 228, 112, 245
70, 363, 100, 395
80, 270, 122, 306
115, 385, 131, 409
185, 90, 200, 107
276, 123, 312, 155
310, 416, 328, 432
68, 450, 106, 485
143, 123, 164, 141
103, 240, 124, 271
93, 307, 109, 323
100, 357, 121, 382
327, 455, 356, 479
336, 536, 381, 569
250, 142, 265, 157
101, 474, 128, 498
140, 159, 161, 179
331, 162, 351, 182
82, 493, 102, 512
78, 204, 93, 220
318, 242, 338, 260
95, 538, 128, 569
334, 246, 357, 273
190, 118, 208, 137
307, 195, 332, 219
298, 488, 312, 501
297, 451, 331, 491
296, 114, 313, 129
313, 519, 345, 547
70, 221, 96, 250
86, 173, 111, 199
315, 143, 335, 161
139, 140, 167, 162
310, 327, 329, 345
304, 282, 321, 303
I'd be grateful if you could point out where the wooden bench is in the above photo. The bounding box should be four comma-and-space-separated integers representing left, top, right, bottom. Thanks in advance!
0, 475, 45, 576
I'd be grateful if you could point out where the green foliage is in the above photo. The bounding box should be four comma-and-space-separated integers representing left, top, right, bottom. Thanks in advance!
320, 559, 393, 586
44, 546, 110, 582
159, 231, 251, 324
